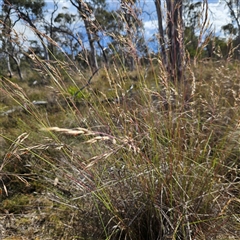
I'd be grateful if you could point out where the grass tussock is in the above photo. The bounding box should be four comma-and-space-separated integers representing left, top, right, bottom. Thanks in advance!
0, 38, 240, 240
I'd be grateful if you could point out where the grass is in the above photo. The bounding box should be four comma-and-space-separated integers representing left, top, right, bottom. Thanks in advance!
0, 24, 240, 240
0, 56, 239, 239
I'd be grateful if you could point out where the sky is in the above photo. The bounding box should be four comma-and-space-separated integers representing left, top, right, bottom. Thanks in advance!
142, 0, 231, 39
55, 0, 230, 31
207, 0, 232, 36
55, 0, 231, 34
12, 0, 232, 52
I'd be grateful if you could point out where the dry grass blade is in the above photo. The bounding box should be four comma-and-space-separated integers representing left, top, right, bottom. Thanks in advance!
41, 126, 95, 135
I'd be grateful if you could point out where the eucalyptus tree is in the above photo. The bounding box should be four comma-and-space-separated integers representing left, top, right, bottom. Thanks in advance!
47, 5, 80, 61
183, 1, 201, 58
4, 0, 49, 60
222, 0, 240, 58
69, 0, 102, 71
1, 4, 14, 78
42, 0, 60, 60
223, 0, 240, 37
68, 0, 131, 71
118, 0, 144, 70
91, 1, 116, 66
0, 2, 23, 79
155, 0, 184, 81
54, 13, 80, 60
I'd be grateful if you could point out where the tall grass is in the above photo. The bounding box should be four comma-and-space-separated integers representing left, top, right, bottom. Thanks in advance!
0, 9, 240, 240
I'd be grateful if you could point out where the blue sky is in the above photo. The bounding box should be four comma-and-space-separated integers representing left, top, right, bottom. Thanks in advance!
143, 0, 231, 37
47, 0, 231, 37
13, 0, 231, 52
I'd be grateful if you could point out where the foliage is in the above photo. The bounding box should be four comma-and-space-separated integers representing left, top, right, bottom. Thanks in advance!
184, 26, 199, 57
67, 85, 90, 101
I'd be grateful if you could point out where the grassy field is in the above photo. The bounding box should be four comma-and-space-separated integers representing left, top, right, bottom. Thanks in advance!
0, 56, 239, 239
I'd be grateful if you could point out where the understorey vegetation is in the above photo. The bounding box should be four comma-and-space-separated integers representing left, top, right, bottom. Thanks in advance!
0, 1, 239, 239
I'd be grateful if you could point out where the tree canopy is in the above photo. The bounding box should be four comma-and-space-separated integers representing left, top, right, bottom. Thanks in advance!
0, 0, 238, 80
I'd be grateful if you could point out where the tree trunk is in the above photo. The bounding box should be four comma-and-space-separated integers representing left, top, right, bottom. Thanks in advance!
84, 19, 98, 72
166, 0, 183, 81
2, 6, 13, 78
6, 54, 13, 78
155, 0, 184, 82
12, 55, 23, 80
69, 0, 98, 72
18, 11, 50, 61
154, 0, 167, 66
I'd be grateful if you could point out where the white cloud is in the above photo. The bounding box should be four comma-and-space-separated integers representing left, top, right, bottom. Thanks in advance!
12, 0, 80, 52
13, 21, 38, 51
11, 0, 233, 52
144, 20, 158, 37
143, 1, 231, 40
208, 1, 232, 37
